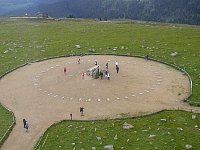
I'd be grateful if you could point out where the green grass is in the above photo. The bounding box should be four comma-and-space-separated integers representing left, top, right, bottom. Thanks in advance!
0, 19, 199, 103
0, 105, 13, 146
0, 18, 200, 148
35, 110, 200, 150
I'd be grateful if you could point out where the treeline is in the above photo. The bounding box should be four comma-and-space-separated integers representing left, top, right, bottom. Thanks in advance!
7, 0, 200, 25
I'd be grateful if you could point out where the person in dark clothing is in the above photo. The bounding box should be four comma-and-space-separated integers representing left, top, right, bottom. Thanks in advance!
116, 66, 119, 73
144, 55, 149, 61
64, 67, 66, 74
100, 71, 103, 79
106, 62, 108, 69
80, 107, 84, 116
25, 121, 29, 132
23, 119, 26, 128
70, 114, 72, 120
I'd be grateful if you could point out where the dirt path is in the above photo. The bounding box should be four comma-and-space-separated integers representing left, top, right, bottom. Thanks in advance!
0, 55, 199, 150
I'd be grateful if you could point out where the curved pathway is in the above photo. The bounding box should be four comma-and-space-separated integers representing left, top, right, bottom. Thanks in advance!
0, 55, 199, 150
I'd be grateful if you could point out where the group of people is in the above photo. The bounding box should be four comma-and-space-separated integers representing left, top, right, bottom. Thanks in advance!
99, 69, 110, 80
95, 60, 120, 80
69, 107, 84, 120
63, 58, 120, 78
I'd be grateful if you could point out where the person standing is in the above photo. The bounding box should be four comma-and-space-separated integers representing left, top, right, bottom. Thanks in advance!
80, 107, 84, 116
82, 72, 85, 79
64, 67, 66, 74
23, 119, 26, 128
95, 60, 97, 66
116, 66, 119, 74
115, 61, 119, 68
70, 114, 73, 120
100, 71, 103, 79
77, 57, 81, 64
25, 121, 29, 132
107, 72, 110, 80
144, 55, 149, 61
106, 62, 108, 69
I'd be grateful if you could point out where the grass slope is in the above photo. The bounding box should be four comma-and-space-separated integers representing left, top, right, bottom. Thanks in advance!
35, 110, 200, 150
0, 105, 13, 146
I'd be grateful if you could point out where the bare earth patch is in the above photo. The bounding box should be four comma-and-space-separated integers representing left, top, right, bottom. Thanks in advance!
0, 55, 196, 150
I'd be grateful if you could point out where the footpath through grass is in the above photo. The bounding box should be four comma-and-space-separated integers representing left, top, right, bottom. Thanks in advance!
35, 110, 200, 150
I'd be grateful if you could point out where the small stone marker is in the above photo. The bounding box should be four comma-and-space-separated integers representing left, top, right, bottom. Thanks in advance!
177, 127, 183, 131
171, 52, 178, 57
160, 118, 167, 122
104, 145, 114, 150
185, 144, 192, 149
96, 136, 101, 141
75, 45, 81, 49
92, 147, 96, 150
149, 134, 156, 138
72, 143, 75, 146
142, 130, 148, 132
192, 115, 196, 119
114, 134, 118, 140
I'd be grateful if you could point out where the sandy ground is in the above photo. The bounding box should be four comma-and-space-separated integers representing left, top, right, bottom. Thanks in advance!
0, 55, 198, 150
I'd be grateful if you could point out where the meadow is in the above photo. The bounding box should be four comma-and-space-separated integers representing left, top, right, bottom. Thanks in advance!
0, 18, 200, 149
35, 110, 200, 150
0, 105, 13, 146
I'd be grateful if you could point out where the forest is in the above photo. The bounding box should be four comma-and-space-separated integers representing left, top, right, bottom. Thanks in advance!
2, 0, 200, 25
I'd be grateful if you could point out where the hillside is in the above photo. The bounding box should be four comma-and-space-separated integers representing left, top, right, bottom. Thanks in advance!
1, 0, 200, 25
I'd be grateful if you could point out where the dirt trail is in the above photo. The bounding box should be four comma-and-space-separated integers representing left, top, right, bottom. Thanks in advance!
0, 55, 199, 150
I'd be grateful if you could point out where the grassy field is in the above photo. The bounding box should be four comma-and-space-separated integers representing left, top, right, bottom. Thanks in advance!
0, 105, 13, 146
0, 19, 200, 104
0, 18, 200, 148
34, 110, 200, 150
